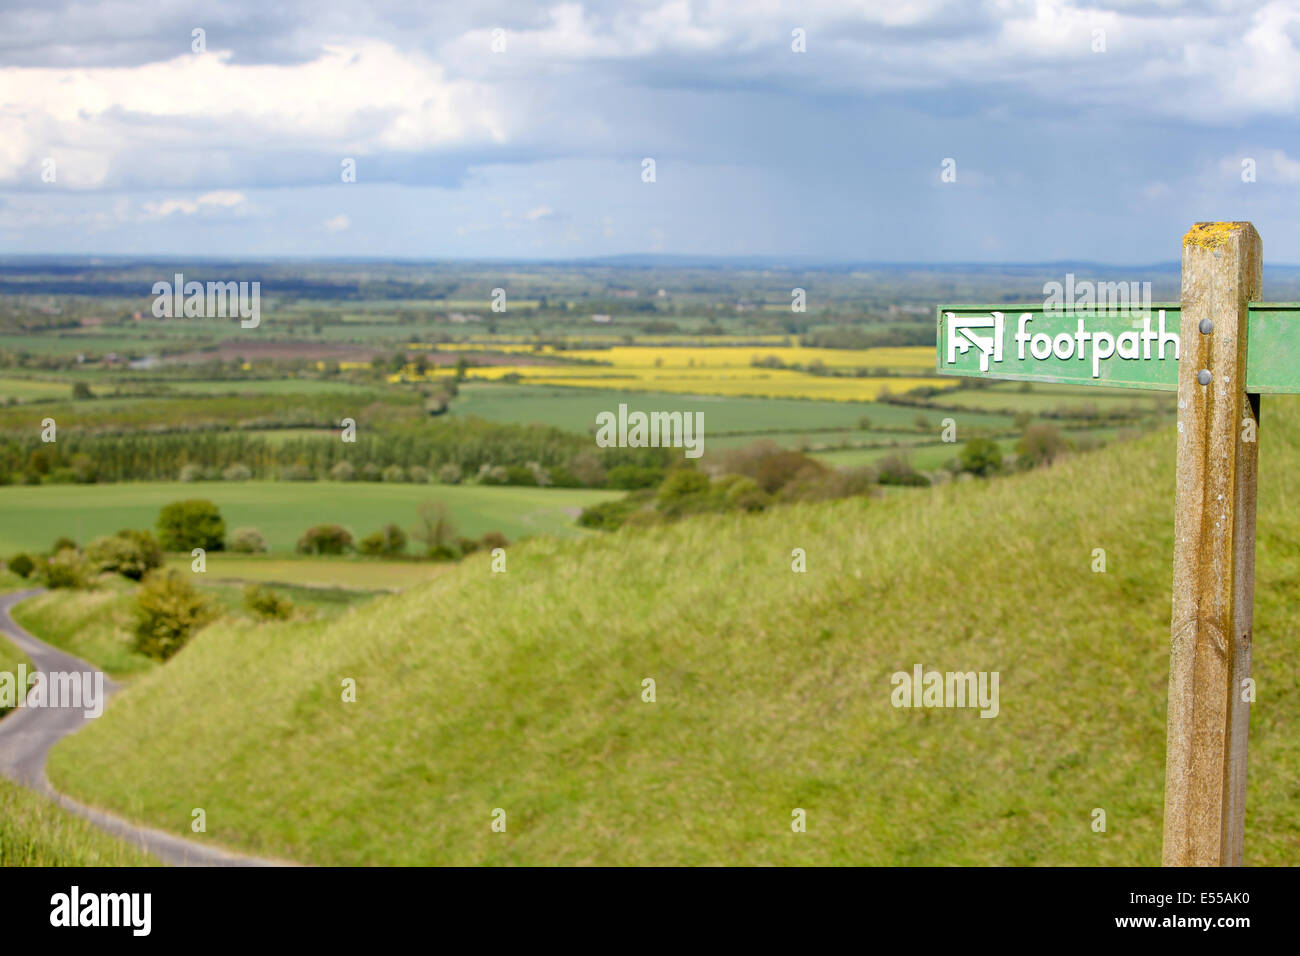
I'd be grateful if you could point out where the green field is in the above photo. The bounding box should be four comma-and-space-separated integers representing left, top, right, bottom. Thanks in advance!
449, 383, 1019, 433
0, 376, 76, 402
45, 397, 1300, 864
161, 554, 449, 590
935, 382, 1172, 416
0, 481, 620, 554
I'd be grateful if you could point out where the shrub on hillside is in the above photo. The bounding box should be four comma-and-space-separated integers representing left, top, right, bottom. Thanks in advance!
8, 553, 35, 578
297, 524, 354, 555
42, 548, 93, 589
566, 451, 606, 487
1018, 424, 1067, 468
479, 530, 509, 551
779, 465, 876, 503
436, 463, 462, 484
656, 469, 711, 508
243, 584, 293, 620
606, 465, 665, 490
359, 523, 406, 556
382, 465, 406, 483
222, 463, 252, 481
133, 569, 215, 661
476, 463, 508, 485
280, 463, 314, 481
719, 475, 770, 511
410, 500, 457, 558
51, 536, 77, 554
329, 460, 356, 481
157, 499, 226, 552
578, 496, 644, 531
876, 455, 929, 487
407, 465, 429, 484
85, 529, 163, 580
546, 465, 581, 488
504, 465, 537, 486
717, 442, 827, 494
754, 451, 826, 494
229, 527, 269, 554
178, 463, 204, 482
69, 454, 98, 484
959, 437, 1003, 477
361, 463, 382, 482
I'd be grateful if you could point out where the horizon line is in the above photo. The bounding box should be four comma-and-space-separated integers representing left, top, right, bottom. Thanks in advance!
8, 252, 1300, 270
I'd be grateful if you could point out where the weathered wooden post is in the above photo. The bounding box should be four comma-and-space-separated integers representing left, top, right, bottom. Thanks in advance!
1162, 222, 1262, 867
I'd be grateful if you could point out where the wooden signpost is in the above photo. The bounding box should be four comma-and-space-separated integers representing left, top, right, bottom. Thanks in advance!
936, 222, 1298, 867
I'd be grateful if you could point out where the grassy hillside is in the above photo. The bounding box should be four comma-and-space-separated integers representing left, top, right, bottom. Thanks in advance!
1, 571, 34, 717
0, 780, 157, 866
46, 398, 1300, 865
0, 481, 618, 554
0, 633, 31, 718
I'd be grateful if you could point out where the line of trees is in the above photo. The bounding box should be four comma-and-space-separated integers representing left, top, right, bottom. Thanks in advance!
0, 419, 674, 488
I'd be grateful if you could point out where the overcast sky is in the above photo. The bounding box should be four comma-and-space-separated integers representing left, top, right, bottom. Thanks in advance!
1, 0, 1298, 263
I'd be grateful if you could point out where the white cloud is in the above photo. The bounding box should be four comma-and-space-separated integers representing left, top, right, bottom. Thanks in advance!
139, 191, 248, 219
323, 214, 351, 233
0, 41, 509, 189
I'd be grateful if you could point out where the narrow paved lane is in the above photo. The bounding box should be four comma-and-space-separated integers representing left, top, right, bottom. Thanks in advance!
0, 588, 285, 867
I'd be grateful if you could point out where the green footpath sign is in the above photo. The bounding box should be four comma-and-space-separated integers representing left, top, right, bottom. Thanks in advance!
937, 303, 1300, 393
935, 222, 1297, 868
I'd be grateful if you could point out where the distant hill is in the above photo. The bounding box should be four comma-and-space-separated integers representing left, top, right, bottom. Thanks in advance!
49, 397, 1300, 864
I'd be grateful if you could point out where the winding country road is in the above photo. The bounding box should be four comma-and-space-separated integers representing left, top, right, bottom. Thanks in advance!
0, 588, 281, 866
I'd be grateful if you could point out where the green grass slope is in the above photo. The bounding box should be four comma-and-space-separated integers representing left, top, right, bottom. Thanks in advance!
1, 571, 35, 716
0, 780, 157, 866
0, 633, 31, 718
47, 398, 1300, 865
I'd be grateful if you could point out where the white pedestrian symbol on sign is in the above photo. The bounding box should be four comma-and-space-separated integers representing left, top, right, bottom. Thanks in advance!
945, 311, 1004, 372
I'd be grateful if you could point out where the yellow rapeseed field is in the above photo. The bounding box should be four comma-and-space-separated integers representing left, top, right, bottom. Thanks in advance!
389, 344, 950, 402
